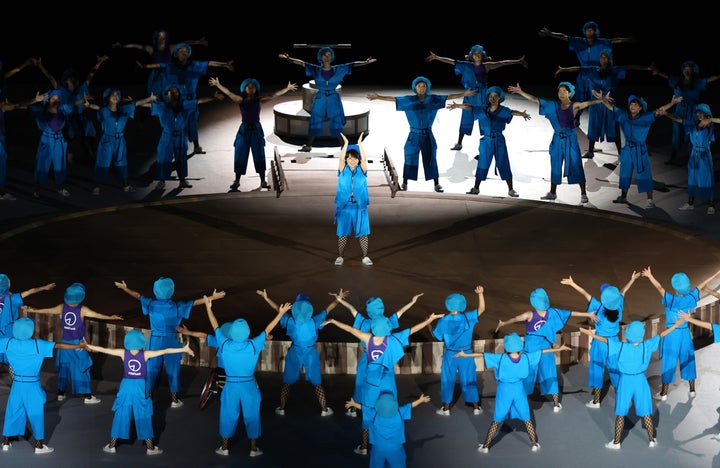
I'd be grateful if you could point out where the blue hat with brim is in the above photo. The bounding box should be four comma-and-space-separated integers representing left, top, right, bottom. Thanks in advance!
153, 277, 175, 300
671, 272, 691, 295
219, 322, 233, 339
445, 293, 467, 312
624, 321, 645, 343
375, 391, 399, 418
124, 329, 146, 349
230, 318, 250, 342
291, 300, 313, 323
64, 282, 86, 304
530, 288, 550, 310
173, 42, 192, 59
600, 285, 622, 310
503, 332, 523, 353
696, 103, 713, 118
627, 95, 647, 112
13, 317, 35, 340
558, 81, 575, 99
371, 317, 392, 337
366, 297, 385, 319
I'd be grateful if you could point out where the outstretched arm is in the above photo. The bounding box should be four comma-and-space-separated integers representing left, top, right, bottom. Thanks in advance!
24, 304, 63, 315
209, 76, 241, 103
579, 327, 608, 343
485, 55, 528, 71
351, 57, 376, 68
145, 342, 195, 360
621, 271, 642, 295
538, 27, 569, 42
543, 344, 571, 354
560, 275, 592, 302
410, 313, 444, 335
177, 324, 208, 340
84, 343, 125, 358
265, 302, 291, 336
115, 281, 141, 300
507, 83, 539, 105
260, 81, 298, 104
641, 266, 665, 296
192, 289, 226, 307
424, 51, 456, 65
321, 318, 370, 342
329, 289, 357, 317
696, 269, 720, 291
20, 282, 56, 299
496, 311, 532, 333
85, 55, 109, 85
256, 288, 281, 311
278, 53, 306, 68
207, 60, 234, 72
396, 293, 424, 319
81, 305, 123, 322
367, 92, 396, 102
659, 319, 685, 338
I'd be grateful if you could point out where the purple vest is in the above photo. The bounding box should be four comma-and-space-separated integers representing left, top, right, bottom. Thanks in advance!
61, 303, 86, 341
367, 336, 388, 363
526, 310, 548, 334
124, 349, 146, 379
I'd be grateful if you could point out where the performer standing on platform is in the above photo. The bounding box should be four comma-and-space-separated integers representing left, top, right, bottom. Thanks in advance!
368, 77, 475, 192
84, 329, 194, 455
425, 45, 527, 152
23, 282, 123, 404
278, 47, 376, 153
209, 77, 297, 191
507, 82, 603, 204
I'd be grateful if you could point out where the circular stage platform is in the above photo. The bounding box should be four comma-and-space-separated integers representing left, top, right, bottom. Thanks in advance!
273, 82, 369, 144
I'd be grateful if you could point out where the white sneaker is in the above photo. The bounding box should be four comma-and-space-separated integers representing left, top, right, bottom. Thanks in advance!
321, 407, 334, 417
84, 395, 101, 404
472, 407, 483, 415
361, 256, 373, 266
2, 442, 11, 451
58, 188, 71, 197
334, 257, 344, 266
478, 445, 489, 453
353, 445, 368, 456
57, 394, 66, 401
103, 444, 116, 453
146, 446, 163, 455
653, 392, 667, 401
171, 399, 184, 408
585, 400, 600, 409
553, 403, 562, 412
646, 199, 655, 208
649, 440, 657, 448
580, 195, 589, 204
215, 447, 229, 456
275, 406, 285, 416
123, 185, 136, 193
346, 407, 357, 417
605, 441, 621, 450
0, 193, 16, 201
435, 407, 450, 416
678, 203, 694, 211
507, 189, 519, 198
689, 391, 696, 398
708, 206, 715, 215
91, 187, 100, 196
249, 448, 263, 457
35, 445, 54, 454
531, 443, 541, 452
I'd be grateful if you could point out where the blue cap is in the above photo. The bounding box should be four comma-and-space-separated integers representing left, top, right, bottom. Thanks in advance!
124, 329, 146, 349
696, 103, 713, 118
624, 321, 645, 343
291, 300, 313, 323
445, 293, 467, 312
627, 95, 647, 112
230, 318, 250, 341
153, 277, 175, 299
371, 317, 392, 337
530, 288, 550, 310
671, 272, 691, 295
558, 81, 575, 99
173, 42, 192, 59
412, 76, 431, 94
64, 282, 86, 304
317, 47, 335, 64
600, 285, 622, 310
240, 78, 260, 93
366, 297, 385, 319
13, 317, 35, 340
487, 86, 505, 103
503, 332, 523, 352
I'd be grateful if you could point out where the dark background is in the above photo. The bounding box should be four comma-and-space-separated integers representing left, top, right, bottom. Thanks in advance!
1, 9, 716, 101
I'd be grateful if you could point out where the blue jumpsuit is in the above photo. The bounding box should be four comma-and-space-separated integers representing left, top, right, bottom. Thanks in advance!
57, 80, 96, 140
659, 289, 698, 384
361, 329, 410, 431
667, 75, 707, 152
147, 48, 172, 98
586, 296, 623, 388
0, 337, 55, 440
432, 311, 480, 405
94, 102, 137, 184
608, 337, 659, 417
0, 292, 24, 364
453, 61, 488, 136
27, 102, 73, 186
365, 402, 412, 468
161, 60, 208, 144
567, 36, 613, 103
233, 98, 266, 177
472, 104, 514, 181
55, 303, 93, 395
351, 313, 400, 403
522, 308, 571, 395
682, 118, 716, 202
214, 329, 266, 440
613, 108, 656, 194
539, 98, 585, 185
585, 65, 626, 144
304, 63, 354, 138
140, 296, 193, 393
279, 310, 327, 385
111, 350, 154, 440
396, 94, 447, 181
334, 164, 370, 237
150, 98, 197, 181
485, 351, 542, 422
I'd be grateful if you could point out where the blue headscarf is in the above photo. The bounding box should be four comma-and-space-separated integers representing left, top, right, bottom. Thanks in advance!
240, 78, 260, 93
371, 317, 392, 337
412, 76, 431, 94
696, 103, 713, 118
600, 285, 622, 310
530, 288, 550, 310
468, 45, 487, 59
103, 87, 121, 104
13, 317, 35, 340
291, 300, 313, 323
671, 272, 691, 295
173, 42, 192, 59
445, 293, 467, 312
627, 95, 647, 112
64, 282, 86, 304
599, 49, 613, 66
153, 277, 175, 300
503, 332, 523, 352
681, 60, 699, 75
124, 329, 146, 349
486, 86, 505, 103
229, 318, 250, 341
558, 81, 575, 99
365, 297, 385, 319
624, 321, 645, 343
317, 47, 335, 64
582, 21, 600, 36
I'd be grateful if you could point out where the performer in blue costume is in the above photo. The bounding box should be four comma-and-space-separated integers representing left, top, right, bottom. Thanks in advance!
651, 61, 720, 166
508, 82, 604, 204
141, 43, 233, 155
256, 289, 342, 416
331, 291, 424, 453
279, 47, 376, 153
593, 91, 681, 208
333, 132, 372, 266
345, 391, 431, 468
426, 45, 527, 151
432, 285, 485, 416
0, 317, 82, 454
322, 312, 442, 457
556, 49, 654, 159
662, 102, 720, 214
641, 266, 720, 400
368, 77, 475, 192
86, 88, 154, 195
114, 277, 226, 408
0, 273, 55, 367
202, 294, 288, 458
561, 273, 640, 408
26, 89, 74, 197
447, 86, 530, 197
495, 287, 594, 411
85, 329, 193, 455
137, 84, 221, 190
24, 282, 123, 404
209, 77, 297, 191
580, 319, 684, 449
539, 21, 634, 127
456, 333, 570, 453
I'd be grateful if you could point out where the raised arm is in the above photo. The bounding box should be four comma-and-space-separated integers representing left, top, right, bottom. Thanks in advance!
507, 83, 539, 105
329, 289, 357, 317
192, 289, 226, 307
85, 55, 109, 85
641, 266, 665, 296
396, 293, 424, 319
621, 271, 642, 295
115, 280, 141, 300
338, 132, 349, 172
36, 58, 57, 89
476, 285, 486, 317
20, 282, 56, 299
256, 288, 281, 311
325, 288, 349, 316
265, 302, 291, 336
496, 311, 532, 333
454, 349, 484, 358
696, 268, 720, 291
358, 132, 368, 173
654, 95, 683, 117
321, 318, 370, 343
3, 57, 38, 79
447, 89, 477, 100
209, 76, 241, 103
410, 313, 444, 335
560, 275, 592, 302
260, 81, 298, 104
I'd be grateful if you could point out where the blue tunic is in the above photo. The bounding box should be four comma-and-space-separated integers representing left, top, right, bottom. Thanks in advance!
94, 102, 137, 182
453, 61, 488, 135
161, 60, 208, 143
472, 105, 514, 181
608, 337, 660, 417
682, 119, 716, 201
0, 292, 23, 364
351, 313, 400, 403
279, 310, 327, 385
614, 108, 656, 193
567, 36, 613, 102
659, 289, 699, 384
667, 76, 708, 151
150, 99, 197, 181
587, 296, 623, 388
111, 350, 154, 440
523, 308, 571, 395
485, 351, 542, 422
334, 165, 370, 237
432, 310, 480, 404
365, 402, 412, 468
233, 99, 266, 176
27, 103, 74, 185
55, 303, 93, 395
304, 63, 354, 138
585, 66, 626, 143
539, 98, 585, 185
396, 94, 447, 181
